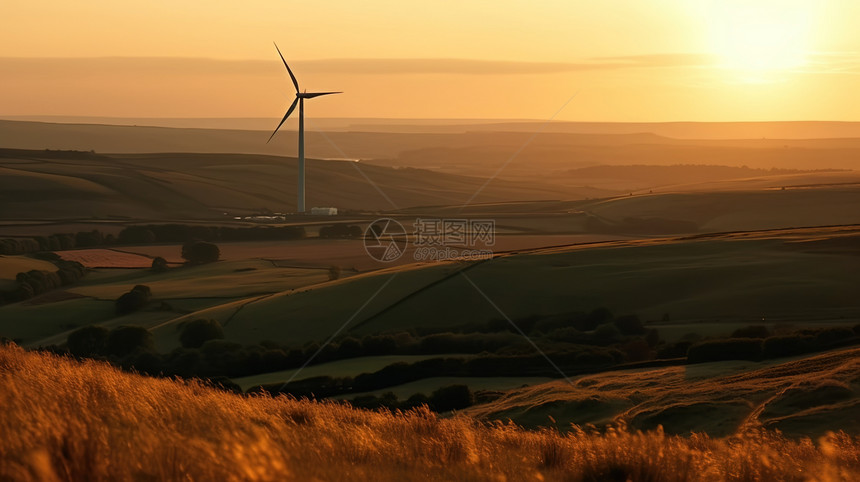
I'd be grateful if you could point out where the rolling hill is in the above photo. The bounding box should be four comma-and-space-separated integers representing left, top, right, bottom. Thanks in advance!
123, 225, 860, 351
0, 149, 583, 219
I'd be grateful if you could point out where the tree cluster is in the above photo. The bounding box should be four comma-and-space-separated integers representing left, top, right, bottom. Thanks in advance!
0, 256, 86, 303
115, 285, 152, 315
118, 224, 306, 244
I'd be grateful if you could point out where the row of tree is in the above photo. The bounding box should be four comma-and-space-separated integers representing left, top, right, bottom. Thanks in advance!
0, 223, 309, 256
686, 325, 860, 363
118, 225, 307, 244
0, 254, 86, 303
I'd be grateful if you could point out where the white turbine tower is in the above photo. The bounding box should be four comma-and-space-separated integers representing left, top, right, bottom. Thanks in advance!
268, 43, 341, 213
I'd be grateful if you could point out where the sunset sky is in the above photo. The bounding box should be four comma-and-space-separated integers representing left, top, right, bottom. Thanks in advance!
2, 1, 859, 122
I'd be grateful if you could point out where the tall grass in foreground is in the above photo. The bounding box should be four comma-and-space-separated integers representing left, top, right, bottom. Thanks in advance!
0, 345, 857, 481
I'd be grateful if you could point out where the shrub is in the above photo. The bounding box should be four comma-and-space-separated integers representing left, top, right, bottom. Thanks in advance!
645, 329, 660, 347
361, 335, 397, 355
593, 324, 622, 345
106, 326, 155, 357
164, 348, 202, 378
179, 319, 225, 349
613, 315, 646, 335
131, 351, 163, 375
335, 337, 362, 359
66, 325, 109, 357
261, 349, 290, 372
200, 339, 243, 358
429, 385, 474, 412
656, 341, 692, 359
813, 327, 855, 348
56, 234, 75, 250
573, 307, 613, 331
403, 392, 432, 409
731, 325, 771, 339
687, 338, 762, 364
118, 226, 156, 244
182, 241, 220, 265
151, 256, 169, 273
620, 339, 653, 362
75, 230, 104, 247
115, 285, 152, 315
762, 335, 814, 359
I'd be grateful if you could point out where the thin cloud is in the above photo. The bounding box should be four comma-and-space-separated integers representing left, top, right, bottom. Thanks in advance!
0, 53, 718, 77
3, 53, 856, 77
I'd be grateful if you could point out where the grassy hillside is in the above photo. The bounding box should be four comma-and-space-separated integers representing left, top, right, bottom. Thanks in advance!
1, 344, 857, 481
466, 346, 860, 438
0, 149, 580, 219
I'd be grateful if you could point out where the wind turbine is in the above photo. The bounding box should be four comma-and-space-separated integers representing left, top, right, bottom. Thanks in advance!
268, 43, 341, 213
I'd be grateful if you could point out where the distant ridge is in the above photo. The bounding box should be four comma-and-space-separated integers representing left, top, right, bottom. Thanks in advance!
5, 116, 860, 138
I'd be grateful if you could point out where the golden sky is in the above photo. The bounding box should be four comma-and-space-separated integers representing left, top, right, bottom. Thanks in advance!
2, 1, 859, 121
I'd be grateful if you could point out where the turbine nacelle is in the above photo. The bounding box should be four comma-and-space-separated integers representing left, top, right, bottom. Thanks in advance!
297, 91, 342, 99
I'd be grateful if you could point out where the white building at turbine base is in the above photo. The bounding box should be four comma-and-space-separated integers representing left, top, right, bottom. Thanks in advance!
310, 207, 338, 216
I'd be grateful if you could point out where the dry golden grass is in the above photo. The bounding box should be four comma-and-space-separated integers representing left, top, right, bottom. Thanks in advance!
1, 344, 858, 481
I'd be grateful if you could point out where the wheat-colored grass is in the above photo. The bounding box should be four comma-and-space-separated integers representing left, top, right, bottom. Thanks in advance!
1, 344, 857, 481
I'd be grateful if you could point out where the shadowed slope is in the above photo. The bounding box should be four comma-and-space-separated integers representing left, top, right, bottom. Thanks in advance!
465, 346, 860, 438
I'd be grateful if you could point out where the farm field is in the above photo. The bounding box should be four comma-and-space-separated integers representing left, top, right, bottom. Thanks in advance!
154, 226, 860, 348
113, 233, 628, 271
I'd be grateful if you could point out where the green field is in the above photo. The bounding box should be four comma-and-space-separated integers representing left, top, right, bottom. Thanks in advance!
67, 259, 328, 300
3, 258, 331, 348
232, 355, 472, 391
153, 227, 860, 348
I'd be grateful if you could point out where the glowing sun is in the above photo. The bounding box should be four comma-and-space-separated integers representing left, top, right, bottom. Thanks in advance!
707, 1, 816, 75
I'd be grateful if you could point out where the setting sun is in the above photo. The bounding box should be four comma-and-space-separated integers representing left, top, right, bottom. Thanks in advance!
707, 1, 816, 76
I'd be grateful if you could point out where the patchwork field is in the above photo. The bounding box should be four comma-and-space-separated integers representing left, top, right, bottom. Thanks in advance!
147, 226, 860, 350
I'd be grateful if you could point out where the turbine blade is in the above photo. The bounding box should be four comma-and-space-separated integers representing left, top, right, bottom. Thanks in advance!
267, 97, 299, 143
303, 91, 343, 98
274, 42, 299, 93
